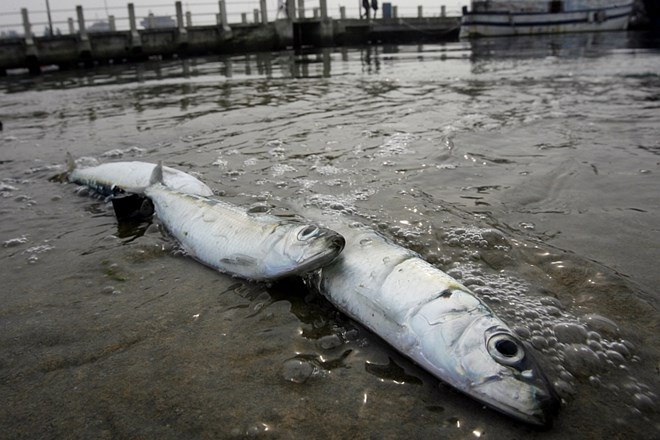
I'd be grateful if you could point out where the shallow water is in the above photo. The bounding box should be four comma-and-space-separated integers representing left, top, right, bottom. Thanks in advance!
1, 31, 659, 439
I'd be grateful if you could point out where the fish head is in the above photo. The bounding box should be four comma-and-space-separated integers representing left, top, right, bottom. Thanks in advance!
412, 292, 559, 427
266, 223, 345, 278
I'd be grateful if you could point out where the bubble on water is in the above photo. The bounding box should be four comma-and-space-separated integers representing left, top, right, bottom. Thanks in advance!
282, 358, 316, 384
632, 392, 656, 413
23, 243, 54, 255
270, 163, 296, 177
531, 335, 548, 350
212, 157, 227, 167
543, 305, 562, 316
101, 286, 121, 295
375, 132, 417, 157
562, 344, 605, 378
553, 379, 576, 398
579, 313, 620, 337
14, 194, 33, 203
606, 350, 626, 364
553, 323, 588, 344
443, 226, 508, 251
445, 269, 463, 279
608, 342, 631, 358
539, 296, 563, 308
359, 238, 373, 246
0, 182, 18, 193
246, 202, 271, 215
268, 144, 286, 159
3, 235, 28, 248
587, 340, 603, 352
247, 422, 270, 436
463, 277, 485, 287
588, 375, 602, 387
101, 147, 145, 158
513, 326, 531, 339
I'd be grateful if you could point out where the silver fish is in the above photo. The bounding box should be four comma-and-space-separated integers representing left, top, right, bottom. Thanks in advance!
144, 164, 345, 281
308, 214, 559, 426
66, 153, 213, 196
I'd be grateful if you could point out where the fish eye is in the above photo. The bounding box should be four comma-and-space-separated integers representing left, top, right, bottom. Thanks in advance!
298, 225, 319, 240
487, 333, 525, 367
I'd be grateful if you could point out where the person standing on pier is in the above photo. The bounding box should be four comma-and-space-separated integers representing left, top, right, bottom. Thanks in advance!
362, 0, 371, 19
371, 0, 378, 19
277, 0, 288, 18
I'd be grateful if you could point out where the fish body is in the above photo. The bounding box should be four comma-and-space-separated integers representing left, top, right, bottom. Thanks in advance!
144, 168, 345, 281
67, 156, 213, 196
309, 215, 559, 426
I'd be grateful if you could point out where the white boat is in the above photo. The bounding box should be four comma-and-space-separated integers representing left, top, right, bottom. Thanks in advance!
460, 0, 634, 38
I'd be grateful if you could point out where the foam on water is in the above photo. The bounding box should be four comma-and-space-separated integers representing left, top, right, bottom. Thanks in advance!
432, 224, 657, 416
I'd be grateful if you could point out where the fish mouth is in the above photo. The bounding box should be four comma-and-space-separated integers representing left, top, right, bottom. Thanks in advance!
471, 370, 560, 428
273, 230, 345, 280
309, 231, 345, 265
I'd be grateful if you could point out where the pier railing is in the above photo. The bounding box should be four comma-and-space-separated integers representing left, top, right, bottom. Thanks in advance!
0, 1, 462, 74
0, 1, 462, 37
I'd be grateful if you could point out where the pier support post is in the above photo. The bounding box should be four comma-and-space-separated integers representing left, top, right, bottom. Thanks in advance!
176, 2, 185, 28
242, 13, 247, 24
186, 11, 192, 27
260, 0, 268, 24
76, 6, 88, 40
340, 6, 346, 19
253, 9, 259, 23
76, 6, 92, 57
218, 0, 231, 32
21, 8, 39, 73
393, 6, 398, 18
109, 15, 116, 31
441, 5, 446, 17
287, 0, 295, 22
68, 17, 75, 34
176, 1, 188, 44
418, 6, 423, 18
320, 0, 328, 19
128, 3, 142, 50
21, 9, 34, 46
318, 0, 333, 46
298, 0, 305, 19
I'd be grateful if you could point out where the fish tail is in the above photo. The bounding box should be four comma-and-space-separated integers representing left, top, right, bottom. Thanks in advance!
65, 152, 76, 173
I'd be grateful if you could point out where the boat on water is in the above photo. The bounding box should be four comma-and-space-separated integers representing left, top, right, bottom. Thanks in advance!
460, 0, 634, 38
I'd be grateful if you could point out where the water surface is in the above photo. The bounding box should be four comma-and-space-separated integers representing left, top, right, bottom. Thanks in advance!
1, 31, 659, 439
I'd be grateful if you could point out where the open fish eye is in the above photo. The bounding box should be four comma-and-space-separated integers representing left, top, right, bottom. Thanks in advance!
297, 225, 319, 240
487, 333, 525, 367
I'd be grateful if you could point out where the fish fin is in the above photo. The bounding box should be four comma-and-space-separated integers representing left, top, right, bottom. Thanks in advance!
220, 254, 259, 268
149, 161, 165, 186
66, 152, 76, 173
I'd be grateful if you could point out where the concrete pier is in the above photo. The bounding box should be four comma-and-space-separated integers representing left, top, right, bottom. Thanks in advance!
0, 2, 460, 73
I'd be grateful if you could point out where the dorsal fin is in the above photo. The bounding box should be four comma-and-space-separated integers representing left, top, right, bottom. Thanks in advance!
149, 161, 164, 186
